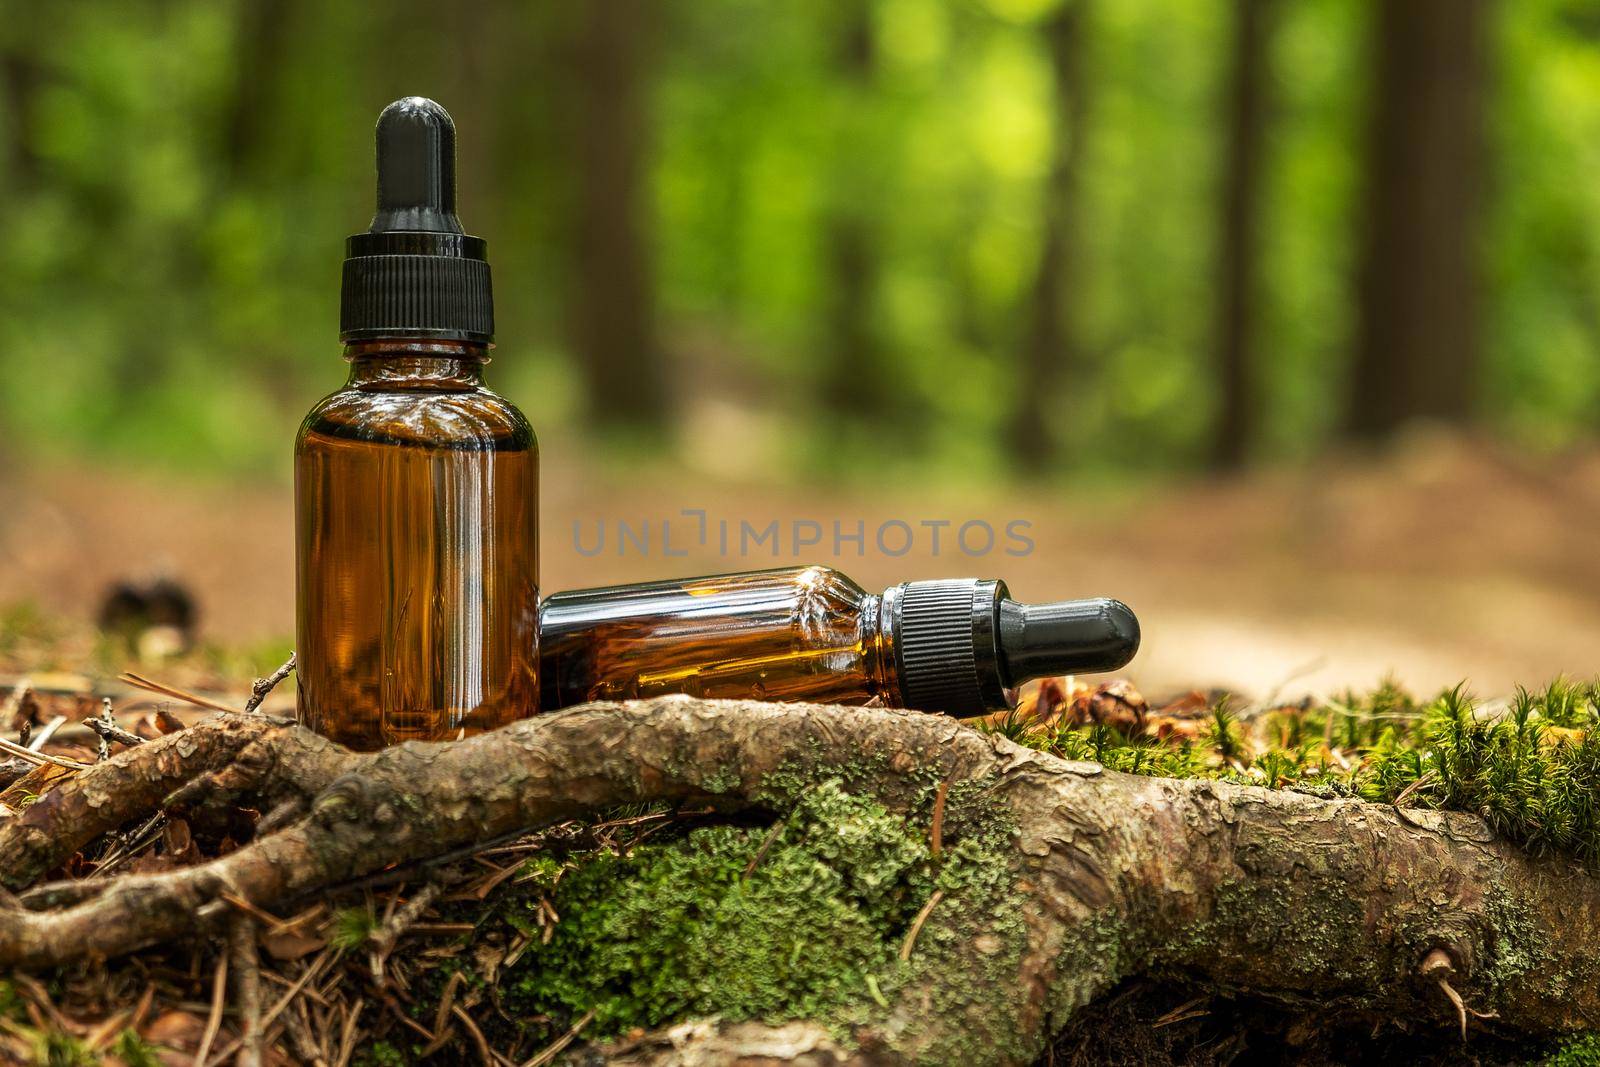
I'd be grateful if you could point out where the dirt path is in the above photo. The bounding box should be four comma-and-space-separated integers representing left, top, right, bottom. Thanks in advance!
4, 434, 1598, 697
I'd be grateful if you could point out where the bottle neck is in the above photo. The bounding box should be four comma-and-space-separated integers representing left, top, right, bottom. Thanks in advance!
342, 338, 489, 390
863, 589, 903, 706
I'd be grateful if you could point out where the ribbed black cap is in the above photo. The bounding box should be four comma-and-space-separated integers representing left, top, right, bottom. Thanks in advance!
889, 579, 1141, 716
340, 97, 494, 344
891, 579, 1009, 716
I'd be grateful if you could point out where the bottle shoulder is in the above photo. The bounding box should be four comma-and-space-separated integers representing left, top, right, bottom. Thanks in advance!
297, 384, 536, 454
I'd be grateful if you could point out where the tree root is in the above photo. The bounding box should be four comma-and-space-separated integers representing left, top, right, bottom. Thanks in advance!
3, 696, 1599, 1064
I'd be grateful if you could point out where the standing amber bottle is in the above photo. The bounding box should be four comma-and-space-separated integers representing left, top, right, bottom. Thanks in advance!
296, 98, 538, 749
538, 566, 1138, 717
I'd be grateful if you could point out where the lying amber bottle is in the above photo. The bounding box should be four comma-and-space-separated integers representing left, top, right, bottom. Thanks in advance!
538, 566, 1138, 716
296, 98, 538, 749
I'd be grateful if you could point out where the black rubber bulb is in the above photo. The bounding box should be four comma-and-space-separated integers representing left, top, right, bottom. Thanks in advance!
370, 96, 462, 235
997, 596, 1141, 683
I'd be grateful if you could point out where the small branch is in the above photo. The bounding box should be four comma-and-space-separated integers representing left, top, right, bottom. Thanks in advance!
229, 914, 263, 1067
0, 734, 85, 770
244, 653, 297, 715
368, 882, 443, 985
96, 699, 115, 762
84, 715, 145, 750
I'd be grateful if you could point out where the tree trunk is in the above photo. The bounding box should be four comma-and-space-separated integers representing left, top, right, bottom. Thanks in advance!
819, 1, 889, 421
570, 0, 667, 434
4, 700, 1598, 1064
0, 43, 42, 190
1346, 0, 1489, 441
220, 0, 296, 184
1210, 0, 1273, 471
1009, 1, 1089, 474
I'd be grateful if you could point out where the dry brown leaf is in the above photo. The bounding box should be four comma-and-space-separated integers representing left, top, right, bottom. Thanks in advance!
1152, 690, 1213, 719
260, 929, 326, 961
1054, 678, 1148, 735
0, 762, 77, 810
141, 1009, 206, 1051
162, 818, 198, 865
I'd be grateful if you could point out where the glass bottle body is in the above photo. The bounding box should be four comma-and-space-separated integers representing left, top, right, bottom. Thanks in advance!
295, 341, 539, 750
539, 566, 900, 710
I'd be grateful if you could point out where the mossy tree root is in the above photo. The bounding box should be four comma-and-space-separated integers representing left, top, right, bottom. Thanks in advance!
1, 698, 1598, 1065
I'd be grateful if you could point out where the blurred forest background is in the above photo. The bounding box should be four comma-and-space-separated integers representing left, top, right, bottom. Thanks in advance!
4, 0, 1600, 696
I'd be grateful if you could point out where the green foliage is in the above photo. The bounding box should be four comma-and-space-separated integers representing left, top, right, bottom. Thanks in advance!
988, 678, 1600, 868
4, 1, 1597, 478
1204, 699, 1246, 765
329, 904, 379, 951
502, 779, 1010, 1037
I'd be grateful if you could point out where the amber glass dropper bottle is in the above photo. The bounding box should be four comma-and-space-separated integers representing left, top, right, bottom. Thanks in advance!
537, 566, 1138, 716
295, 97, 539, 750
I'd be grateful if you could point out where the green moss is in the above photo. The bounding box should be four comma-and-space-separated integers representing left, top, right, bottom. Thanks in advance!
1545, 1033, 1600, 1066
990, 678, 1600, 868
109, 1031, 163, 1067
498, 779, 1016, 1050
29, 1031, 96, 1067
352, 1041, 409, 1067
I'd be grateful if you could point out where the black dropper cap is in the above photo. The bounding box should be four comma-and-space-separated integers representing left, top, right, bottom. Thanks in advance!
888, 579, 1139, 716
340, 97, 494, 344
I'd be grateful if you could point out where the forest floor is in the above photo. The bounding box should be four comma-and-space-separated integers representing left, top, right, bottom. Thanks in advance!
3, 432, 1600, 1063
3, 430, 1599, 699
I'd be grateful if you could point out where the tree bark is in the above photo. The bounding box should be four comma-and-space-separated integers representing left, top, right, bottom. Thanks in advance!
1210, 0, 1273, 471
3, 700, 1598, 1064
1346, 0, 1489, 441
570, 0, 668, 434
1009, 1, 1089, 474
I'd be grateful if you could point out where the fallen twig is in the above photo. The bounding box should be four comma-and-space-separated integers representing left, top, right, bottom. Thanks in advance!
96, 699, 115, 761
522, 1008, 595, 1067
369, 881, 443, 984
83, 714, 145, 749
244, 652, 297, 715
230, 914, 264, 1067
